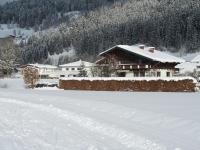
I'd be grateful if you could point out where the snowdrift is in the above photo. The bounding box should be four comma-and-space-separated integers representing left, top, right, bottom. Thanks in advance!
0, 78, 25, 89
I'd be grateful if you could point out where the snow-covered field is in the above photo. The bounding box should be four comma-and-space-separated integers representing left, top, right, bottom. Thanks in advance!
0, 79, 200, 150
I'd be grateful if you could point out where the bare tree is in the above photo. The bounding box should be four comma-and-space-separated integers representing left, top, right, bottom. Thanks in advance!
99, 54, 119, 77
191, 69, 200, 81
90, 66, 102, 77
22, 66, 39, 89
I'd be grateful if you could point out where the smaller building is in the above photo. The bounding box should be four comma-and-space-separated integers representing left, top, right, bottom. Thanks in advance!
175, 62, 199, 75
59, 60, 94, 77
21, 64, 59, 79
191, 55, 200, 63
192, 55, 200, 75
176, 55, 200, 77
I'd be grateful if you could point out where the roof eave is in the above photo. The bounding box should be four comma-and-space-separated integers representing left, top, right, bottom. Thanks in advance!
99, 45, 119, 56
99, 45, 185, 63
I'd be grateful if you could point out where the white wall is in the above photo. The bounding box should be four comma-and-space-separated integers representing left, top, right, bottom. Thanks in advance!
125, 72, 134, 77
61, 67, 80, 71
149, 69, 175, 77
123, 69, 174, 77
60, 66, 93, 77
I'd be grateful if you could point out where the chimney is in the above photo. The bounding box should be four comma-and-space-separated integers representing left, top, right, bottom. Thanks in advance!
149, 47, 155, 53
139, 45, 145, 50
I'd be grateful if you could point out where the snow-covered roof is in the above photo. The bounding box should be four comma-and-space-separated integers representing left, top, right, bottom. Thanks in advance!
175, 62, 200, 73
59, 60, 94, 67
28, 64, 58, 69
191, 55, 200, 63
99, 45, 185, 63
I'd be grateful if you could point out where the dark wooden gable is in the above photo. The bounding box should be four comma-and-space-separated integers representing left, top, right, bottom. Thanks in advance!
100, 47, 155, 65
98, 47, 178, 69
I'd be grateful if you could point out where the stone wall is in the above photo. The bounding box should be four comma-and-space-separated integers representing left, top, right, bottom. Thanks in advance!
59, 79, 196, 92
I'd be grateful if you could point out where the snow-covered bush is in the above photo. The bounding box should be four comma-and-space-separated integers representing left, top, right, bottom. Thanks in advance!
22, 66, 39, 89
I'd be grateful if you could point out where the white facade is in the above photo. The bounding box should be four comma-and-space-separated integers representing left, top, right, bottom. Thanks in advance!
59, 60, 94, 77
24, 64, 60, 79
121, 69, 173, 77
175, 55, 200, 81
22, 61, 94, 79
149, 69, 173, 77
176, 62, 197, 74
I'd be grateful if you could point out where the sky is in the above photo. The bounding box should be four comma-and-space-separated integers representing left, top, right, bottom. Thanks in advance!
0, 0, 15, 5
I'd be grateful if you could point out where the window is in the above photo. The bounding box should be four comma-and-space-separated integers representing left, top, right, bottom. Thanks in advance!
150, 72, 156, 77
40, 75, 48, 79
140, 71, 145, 77
71, 68, 75, 70
166, 72, 170, 77
118, 72, 126, 77
66, 68, 69, 71
157, 72, 161, 77
60, 75, 65, 77
77, 68, 81, 70
134, 71, 139, 77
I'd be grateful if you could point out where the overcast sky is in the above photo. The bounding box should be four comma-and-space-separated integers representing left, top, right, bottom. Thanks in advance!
0, 0, 15, 5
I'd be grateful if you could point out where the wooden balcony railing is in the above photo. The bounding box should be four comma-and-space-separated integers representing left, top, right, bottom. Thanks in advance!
117, 64, 149, 70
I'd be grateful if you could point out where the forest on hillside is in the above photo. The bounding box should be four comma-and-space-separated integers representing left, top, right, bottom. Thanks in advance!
21, 0, 200, 64
0, 0, 122, 29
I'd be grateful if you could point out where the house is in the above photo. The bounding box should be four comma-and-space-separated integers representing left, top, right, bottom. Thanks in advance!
59, 60, 94, 77
21, 64, 59, 79
175, 62, 199, 75
20, 60, 95, 79
176, 55, 200, 76
96, 44, 185, 77
191, 55, 200, 63
191, 55, 200, 75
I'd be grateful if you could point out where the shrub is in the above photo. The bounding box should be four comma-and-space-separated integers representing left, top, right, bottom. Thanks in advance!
22, 66, 39, 89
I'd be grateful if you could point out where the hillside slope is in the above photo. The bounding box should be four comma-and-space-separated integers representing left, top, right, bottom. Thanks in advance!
0, 0, 123, 29
22, 0, 200, 64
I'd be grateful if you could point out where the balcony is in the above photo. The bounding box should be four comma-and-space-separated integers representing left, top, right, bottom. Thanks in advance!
117, 64, 150, 70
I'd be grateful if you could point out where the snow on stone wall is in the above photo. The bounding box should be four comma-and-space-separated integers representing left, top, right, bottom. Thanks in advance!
59, 77, 197, 92
60, 77, 197, 82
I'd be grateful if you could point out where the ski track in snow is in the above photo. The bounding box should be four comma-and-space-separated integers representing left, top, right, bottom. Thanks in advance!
0, 98, 166, 150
